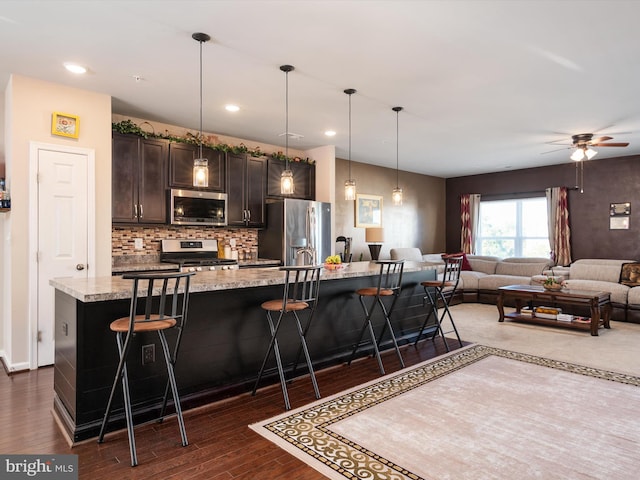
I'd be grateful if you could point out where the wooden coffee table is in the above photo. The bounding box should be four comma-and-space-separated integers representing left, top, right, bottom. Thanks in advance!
497, 284, 611, 336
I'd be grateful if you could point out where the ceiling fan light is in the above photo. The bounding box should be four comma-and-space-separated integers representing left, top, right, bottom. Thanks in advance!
570, 149, 584, 161
585, 148, 598, 160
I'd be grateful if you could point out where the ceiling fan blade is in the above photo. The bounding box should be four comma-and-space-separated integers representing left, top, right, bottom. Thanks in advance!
592, 142, 629, 147
590, 136, 612, 143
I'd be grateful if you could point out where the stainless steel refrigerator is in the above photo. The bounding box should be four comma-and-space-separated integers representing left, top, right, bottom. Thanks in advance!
258, 199, 332, 266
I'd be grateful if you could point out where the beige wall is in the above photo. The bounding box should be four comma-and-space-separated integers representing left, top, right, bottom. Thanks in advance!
334, 158, 446, 261
1, 74, 111, 370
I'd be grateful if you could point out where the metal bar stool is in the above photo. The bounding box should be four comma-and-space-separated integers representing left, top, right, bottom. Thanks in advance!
252, 265, 323, 410
98, 271, 194, 467
347, 260, 405, 375
414, 255, 463, 351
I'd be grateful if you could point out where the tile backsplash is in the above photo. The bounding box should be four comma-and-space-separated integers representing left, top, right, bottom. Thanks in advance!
112, 225, 258, 265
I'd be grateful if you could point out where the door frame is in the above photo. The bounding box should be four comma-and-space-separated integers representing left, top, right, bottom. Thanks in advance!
28, 141, 96, 369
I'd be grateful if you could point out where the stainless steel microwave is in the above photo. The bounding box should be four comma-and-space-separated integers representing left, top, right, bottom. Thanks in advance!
169, 189, 228, 226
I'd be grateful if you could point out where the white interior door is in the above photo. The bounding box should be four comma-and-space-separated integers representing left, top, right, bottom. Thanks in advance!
37, 148, 88, 366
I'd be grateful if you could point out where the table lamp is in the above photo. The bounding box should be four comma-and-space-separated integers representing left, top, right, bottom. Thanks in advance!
365, 227, 384, 260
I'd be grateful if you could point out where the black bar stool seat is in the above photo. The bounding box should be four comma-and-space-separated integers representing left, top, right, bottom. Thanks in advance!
97, 271, 194, 467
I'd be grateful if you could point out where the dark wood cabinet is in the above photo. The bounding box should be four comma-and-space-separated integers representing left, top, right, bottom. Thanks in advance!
112, 133, 168, 224
227, 153, 266, 227
168, 143, 225, 191
266, 158, 316, 200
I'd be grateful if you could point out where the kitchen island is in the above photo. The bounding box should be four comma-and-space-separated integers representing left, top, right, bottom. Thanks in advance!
51, 261, 437, 442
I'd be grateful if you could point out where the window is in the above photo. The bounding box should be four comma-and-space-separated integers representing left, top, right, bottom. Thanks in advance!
476, 197, 549, 258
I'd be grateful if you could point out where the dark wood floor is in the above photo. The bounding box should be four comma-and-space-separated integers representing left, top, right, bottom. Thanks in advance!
1, 338, 463, 479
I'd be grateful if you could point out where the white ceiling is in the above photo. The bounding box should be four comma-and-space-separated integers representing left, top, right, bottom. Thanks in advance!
2, 0, 640, 178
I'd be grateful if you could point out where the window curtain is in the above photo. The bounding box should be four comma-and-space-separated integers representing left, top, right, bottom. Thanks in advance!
546, 187, 572, 266
460, 194, 481, 254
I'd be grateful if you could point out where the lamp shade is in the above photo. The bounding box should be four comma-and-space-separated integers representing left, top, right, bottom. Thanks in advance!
365, 227, 384, 243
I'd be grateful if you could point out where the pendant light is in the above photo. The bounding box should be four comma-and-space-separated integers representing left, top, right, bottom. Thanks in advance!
192, 32, 210, 187
280, 65, 295, 195
344, 88, 357, 200
392, 106, 403, 206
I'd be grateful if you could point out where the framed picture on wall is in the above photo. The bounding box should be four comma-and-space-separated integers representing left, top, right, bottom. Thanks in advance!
51, 112, 79, 138
355, 193, 383, 228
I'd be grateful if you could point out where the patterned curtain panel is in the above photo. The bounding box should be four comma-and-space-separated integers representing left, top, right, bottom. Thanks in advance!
546, 187, 572, 266
460, 194, 481, 254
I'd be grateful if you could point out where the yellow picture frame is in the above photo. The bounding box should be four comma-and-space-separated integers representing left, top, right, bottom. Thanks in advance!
355, 193, 383, 228
51, 112, 79, 138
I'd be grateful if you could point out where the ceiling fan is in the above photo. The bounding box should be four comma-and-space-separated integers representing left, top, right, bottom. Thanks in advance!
543, 132, 630, 161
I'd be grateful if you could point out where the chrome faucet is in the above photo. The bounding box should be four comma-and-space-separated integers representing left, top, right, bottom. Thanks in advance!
296, 246, 317, 266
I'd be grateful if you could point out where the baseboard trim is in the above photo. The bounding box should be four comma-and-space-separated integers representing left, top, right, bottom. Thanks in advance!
0, 353, 30, 376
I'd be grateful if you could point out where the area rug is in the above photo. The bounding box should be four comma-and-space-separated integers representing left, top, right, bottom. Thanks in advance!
249, 345, 640, 480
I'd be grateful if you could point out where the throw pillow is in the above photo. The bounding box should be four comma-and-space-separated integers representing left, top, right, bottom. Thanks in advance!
620, 262, 640, 286
442, 252, 472, 271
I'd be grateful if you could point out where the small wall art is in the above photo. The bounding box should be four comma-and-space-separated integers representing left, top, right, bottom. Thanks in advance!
609, 202, 630, 230
355, 193, 383, 228
51, 112, 79, 138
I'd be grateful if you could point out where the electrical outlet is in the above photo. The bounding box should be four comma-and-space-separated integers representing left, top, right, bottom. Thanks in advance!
142, 344, 155, 365
134, 238, 144, 250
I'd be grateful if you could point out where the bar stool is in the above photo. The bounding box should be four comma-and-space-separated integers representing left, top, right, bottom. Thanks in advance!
347, 260, 405, 375
414, 254, 463, 351
252, 265, 323, 410
98, 271, 194, 467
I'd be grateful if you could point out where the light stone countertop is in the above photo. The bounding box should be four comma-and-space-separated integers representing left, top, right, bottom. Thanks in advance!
51, 261, 436, 303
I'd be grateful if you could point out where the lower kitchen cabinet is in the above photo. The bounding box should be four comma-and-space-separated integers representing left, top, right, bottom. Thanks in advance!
227, 153, 266, 227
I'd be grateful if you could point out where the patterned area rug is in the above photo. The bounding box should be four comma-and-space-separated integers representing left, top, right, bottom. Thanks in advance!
250, 345, 640, 479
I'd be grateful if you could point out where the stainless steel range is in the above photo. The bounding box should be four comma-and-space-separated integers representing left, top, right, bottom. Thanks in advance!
160, 239, 239, 272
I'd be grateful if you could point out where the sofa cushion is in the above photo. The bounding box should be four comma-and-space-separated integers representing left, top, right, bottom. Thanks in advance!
390, 248, 424, 262
467, 257, 499, 275
626, 286, 640, 306
459, 271, 487, 290
570, 259, 635, 283
478, 274, 532, 290
562, 279, 630, 305
496, 260, 549, 277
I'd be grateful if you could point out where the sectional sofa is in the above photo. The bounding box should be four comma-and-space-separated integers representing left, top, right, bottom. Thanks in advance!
389, 248, 639, 322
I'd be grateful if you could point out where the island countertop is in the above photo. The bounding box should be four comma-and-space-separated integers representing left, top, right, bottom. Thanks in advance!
51, 261, 436, 303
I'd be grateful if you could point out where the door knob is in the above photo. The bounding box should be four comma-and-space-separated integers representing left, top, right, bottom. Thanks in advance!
76, 264, 85, 271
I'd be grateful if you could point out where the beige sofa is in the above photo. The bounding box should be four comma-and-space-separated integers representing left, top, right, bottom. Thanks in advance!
390, 249, 640, 322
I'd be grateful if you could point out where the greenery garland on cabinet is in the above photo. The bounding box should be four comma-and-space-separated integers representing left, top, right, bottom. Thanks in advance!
112, 119, 315, 164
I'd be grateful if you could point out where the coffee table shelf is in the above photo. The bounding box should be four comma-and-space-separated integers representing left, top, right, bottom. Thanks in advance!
497, 285, 611, 336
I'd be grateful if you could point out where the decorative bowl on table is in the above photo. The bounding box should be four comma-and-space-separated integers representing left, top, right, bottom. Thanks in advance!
324, 263, 344, 270
543, 282, 563, 291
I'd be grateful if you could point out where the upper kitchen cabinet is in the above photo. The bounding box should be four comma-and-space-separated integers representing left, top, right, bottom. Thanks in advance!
112, 133, 168, 224
227, 153, 266, 227
266, 158, 316, 200
168, 142, 225, 192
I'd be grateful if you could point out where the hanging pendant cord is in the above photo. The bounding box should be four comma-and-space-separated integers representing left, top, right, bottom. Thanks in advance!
198, 38, 204, 159
396, 109, 399, 188
285, 70, 289, 170
348, 93, 352, 179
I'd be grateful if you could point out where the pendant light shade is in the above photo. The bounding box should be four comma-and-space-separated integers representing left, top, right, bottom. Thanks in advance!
392, 106, 403, 206
280, 65, 295, 195
344, 88, 357, 201
192, 32, 210, 187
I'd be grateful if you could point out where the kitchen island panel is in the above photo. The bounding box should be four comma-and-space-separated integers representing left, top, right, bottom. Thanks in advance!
52, 263, 436, 442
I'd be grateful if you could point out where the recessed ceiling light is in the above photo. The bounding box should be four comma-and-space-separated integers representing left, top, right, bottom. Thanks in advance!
225, 104, 240, 112
63, 62, 87, 74
325, 130, 336, 137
